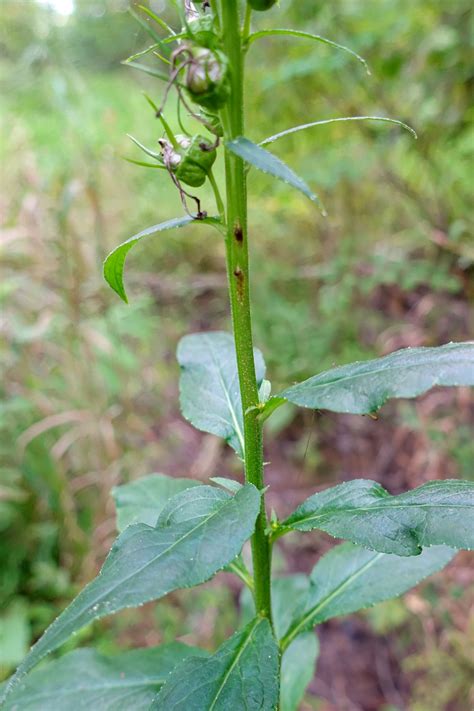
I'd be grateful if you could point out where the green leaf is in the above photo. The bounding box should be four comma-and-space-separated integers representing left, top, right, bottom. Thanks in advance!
209, 477, 243, 493
280, 632, 319, 711
280, 479, 474, 555
281, 543, 455, 651
122, 60, 170, 82
123, 43, 163, 64
178, 331, 266, 458
103, 216, 222, 303
278, 342, 474, 415
137, 4, 176, 36
260, 115, 417, 147
226, 137, 326, 214
127, 133, 164, 161
241, 576, 317, 711
247, 29, 370, 74
2, 484, 260, 701
112, 473, 201, 531
3, 643, 208, 711
151, 618, 279, 710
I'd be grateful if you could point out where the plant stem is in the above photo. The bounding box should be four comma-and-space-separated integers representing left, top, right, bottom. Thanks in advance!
218, 1, 272, 621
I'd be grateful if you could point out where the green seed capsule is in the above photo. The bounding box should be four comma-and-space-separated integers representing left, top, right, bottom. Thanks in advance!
185, 48, 230, 111
198, 109, 224, 137
187, 14, 219, 49
248, 0, 277, 10
174, 134, 217, 188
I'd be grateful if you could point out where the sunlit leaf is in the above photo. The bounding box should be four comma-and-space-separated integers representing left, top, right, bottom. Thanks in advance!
280, 479, 474, 555
113, 473, 201, 531
226, 137, 326, 213
3, 644, 208, 711
151, 618, 279, 710
2, 485, 260, 701
281, 543, 455, 651
178, 331, 266, 458
103, 216, 222, 303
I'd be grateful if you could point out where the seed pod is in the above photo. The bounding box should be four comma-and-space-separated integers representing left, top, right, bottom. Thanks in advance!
198, 109, 224, 137
170, 134, 217, 188
248, 0, 278, 10
187, 14, 219, 49
185, 48, 230, 111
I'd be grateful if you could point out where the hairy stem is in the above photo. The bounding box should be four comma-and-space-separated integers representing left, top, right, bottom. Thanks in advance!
218, 1, 272, 621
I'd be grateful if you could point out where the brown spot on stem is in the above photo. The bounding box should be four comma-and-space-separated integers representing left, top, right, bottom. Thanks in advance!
233, 267, 244, 302
234, 224, 243, 243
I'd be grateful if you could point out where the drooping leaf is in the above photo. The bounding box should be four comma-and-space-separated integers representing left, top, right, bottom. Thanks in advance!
280, 632, 319, 711
112, 473, 201, 531
103, 216, 222, 303
178, 331, 266, 458
226, 137, 326, 213
241, 576, 317, 711
151, 618, 279, 710
2, 485, 260, 701
281, 543, 455, 651
277, 342, 474, 415
260, 115, 417, 147
280, 479, 474, 555
3, 643, 208, 711
247, 29, 370, 74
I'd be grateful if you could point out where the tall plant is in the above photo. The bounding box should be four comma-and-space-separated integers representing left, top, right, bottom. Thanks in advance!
3, 2, 473, 709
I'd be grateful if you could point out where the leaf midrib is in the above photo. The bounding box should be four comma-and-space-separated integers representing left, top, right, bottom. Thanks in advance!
289, 501, 470, 526
209, 618, 261, 711
287, 351, 471, 394
28, 490, 245, 662
15, 678, 164, 701
282, 552, 381, 649
204, 334, 245, 455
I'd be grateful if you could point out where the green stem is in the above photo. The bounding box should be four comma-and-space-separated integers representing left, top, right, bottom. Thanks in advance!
219, 1, 272, 621
208, 168, 225, 218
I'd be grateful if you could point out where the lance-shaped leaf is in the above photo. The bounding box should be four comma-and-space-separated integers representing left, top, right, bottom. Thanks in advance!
150, 617, 279, 710
241, 576, 318, 711
3, 643, 208, 711
178, 331, 266, 458
260, 115, 417, 147
281, 632, 319, 711
226, 137, 325, 213
113, 473, 201, 531
280, 479, 474, 555
246, 29, 370, 74
2, 484, 260, 701
122, 60, 170, 82
104, 216, 223, 303
281, 543, 455, 651
277, 342, 474, 415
